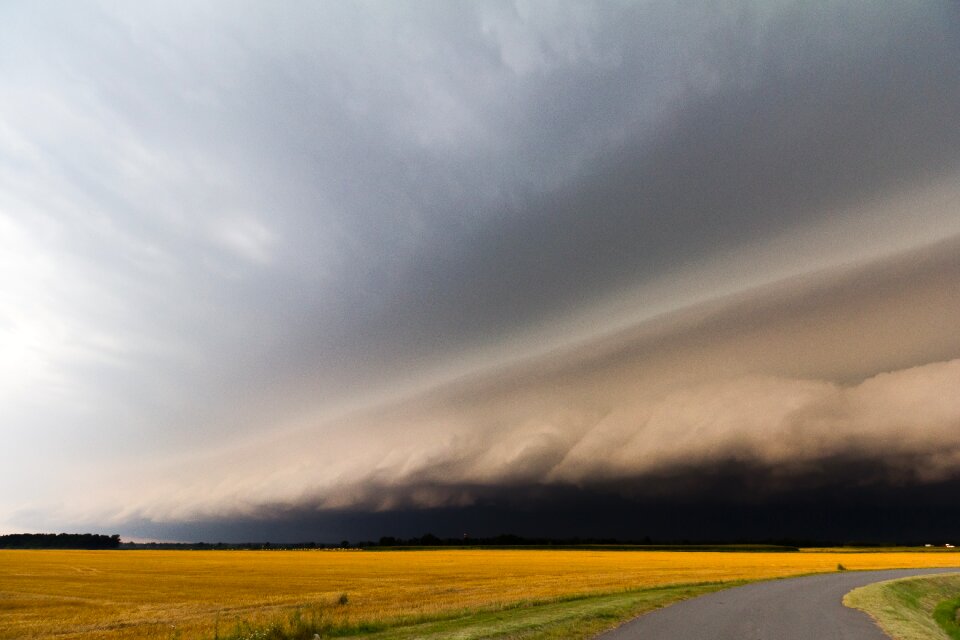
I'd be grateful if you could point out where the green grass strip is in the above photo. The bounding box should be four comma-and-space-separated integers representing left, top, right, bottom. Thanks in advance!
211, 581, 740, 640
933, 595, 960, 640
845, 573, 960, 640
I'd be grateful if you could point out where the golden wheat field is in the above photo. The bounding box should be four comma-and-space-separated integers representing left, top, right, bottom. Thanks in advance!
1, 548, 958, 640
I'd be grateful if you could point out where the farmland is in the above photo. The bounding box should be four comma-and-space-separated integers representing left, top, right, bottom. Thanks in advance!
2, 548, 959, 640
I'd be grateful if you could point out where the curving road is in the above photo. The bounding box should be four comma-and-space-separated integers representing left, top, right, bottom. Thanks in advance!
597, 568, 960, 640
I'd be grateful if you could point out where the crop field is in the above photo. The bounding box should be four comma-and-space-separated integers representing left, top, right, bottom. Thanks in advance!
2, 548, 959, 640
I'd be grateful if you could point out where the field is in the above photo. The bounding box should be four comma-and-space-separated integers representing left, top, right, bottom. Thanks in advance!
2, 549, 959, 640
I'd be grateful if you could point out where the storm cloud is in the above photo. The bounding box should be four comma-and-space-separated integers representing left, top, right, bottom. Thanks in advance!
2, 1, 959, 540
36, 235, 960, 538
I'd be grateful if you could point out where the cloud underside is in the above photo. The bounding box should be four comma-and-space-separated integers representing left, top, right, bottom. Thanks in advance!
5, 2, 960, 538
93, 236, 960, 524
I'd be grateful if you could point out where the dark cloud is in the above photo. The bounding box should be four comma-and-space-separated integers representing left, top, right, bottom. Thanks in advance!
26, 234, 956, 541
106, 469, 960, 544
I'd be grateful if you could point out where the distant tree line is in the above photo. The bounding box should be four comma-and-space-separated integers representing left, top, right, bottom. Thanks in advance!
375, 533, 629, 547
367, 534, 805, 551
0, 533, 121, 549
118, 535, 882, 551
120, 541, 328, 550
366, 534, 913, 549
5, 532, 908, 551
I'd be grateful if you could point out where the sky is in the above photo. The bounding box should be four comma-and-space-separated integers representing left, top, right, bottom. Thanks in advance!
2, 1, 960, 543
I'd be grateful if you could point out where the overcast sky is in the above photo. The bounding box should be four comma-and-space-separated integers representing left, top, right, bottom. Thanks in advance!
3, 1, 960, 541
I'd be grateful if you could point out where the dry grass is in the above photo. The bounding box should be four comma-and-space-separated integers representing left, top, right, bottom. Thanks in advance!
2, 548, 958, 640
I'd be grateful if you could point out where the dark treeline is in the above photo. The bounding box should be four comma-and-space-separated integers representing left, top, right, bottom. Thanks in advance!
0, 533, 121, 549
120, 534, 811, 551
121, 541, 329, 550
367, 534, 924, 549
369, 534, 804, 551
5, 532, 919, 551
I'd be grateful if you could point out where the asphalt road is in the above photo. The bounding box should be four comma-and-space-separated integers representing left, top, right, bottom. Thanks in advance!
597, 568, 960, 640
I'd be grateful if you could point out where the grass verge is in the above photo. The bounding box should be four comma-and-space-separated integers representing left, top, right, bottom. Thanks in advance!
844, 573, 960, 640
210, 581, 739, 640
934, 595, 960, 640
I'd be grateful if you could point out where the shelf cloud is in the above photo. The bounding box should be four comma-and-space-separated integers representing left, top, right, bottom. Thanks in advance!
39, 235, 960, 535
2, 1, 959, 540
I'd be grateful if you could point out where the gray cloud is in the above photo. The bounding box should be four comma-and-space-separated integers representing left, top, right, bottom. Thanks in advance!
344, 0, 960, 363
2, 1, 960, 534
34, 235, 959, 528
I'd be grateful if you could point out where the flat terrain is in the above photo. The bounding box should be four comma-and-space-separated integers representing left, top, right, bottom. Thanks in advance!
2, 549, 959, 640
599, 568, 960, 640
